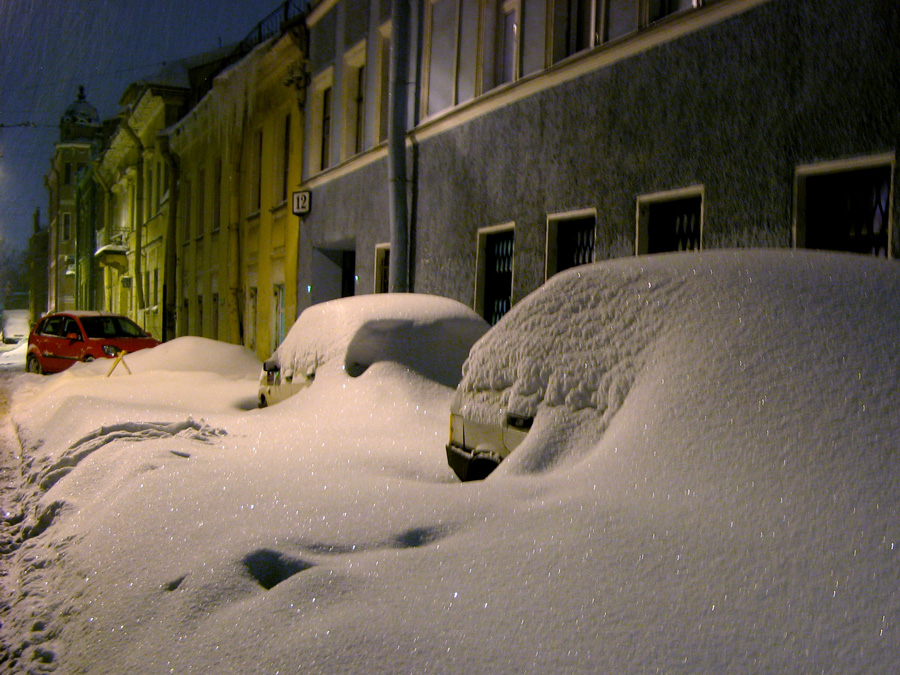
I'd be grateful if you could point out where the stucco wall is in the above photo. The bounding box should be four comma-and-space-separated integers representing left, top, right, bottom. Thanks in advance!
302, 0, 900, 310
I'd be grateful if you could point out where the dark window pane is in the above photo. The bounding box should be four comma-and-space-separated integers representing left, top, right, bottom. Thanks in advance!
647, 196, 702, 254
805, 166, 891, 257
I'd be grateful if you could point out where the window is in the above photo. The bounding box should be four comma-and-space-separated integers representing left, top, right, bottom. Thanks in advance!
796, 156, 893, 257
425, 0, 456, 116
342, 42, 368, 159
476, 224, 515, 325
275, 114, 291, 204
321, 87, 332, 169
196, 168, 206, 238
422, 0, 479, 118
212, 159, 222, 233
62, 213, 71, 241
374, 244, 390, 293
376, 24, 392, 143
546, 210, 597, 278
211, 293, 219, 340
636, 186, 703, 254
246, 287, 258, 351
64, 163, 73, 186
552, 0, 696, 63
311, 69, 334, 173
480, 0, 521, 92
648, 0, 694, 24
250, 130, 263, 212
197, 295, 203, 335
273, 284, 286, 351
181, 179, 192, 244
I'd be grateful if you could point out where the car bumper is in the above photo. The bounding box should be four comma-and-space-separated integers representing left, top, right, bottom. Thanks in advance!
446, 443, 473, 481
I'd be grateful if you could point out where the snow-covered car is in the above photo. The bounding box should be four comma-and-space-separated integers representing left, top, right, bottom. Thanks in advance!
446, 248, 900, 480
258, 294, 489, 407
26, 311, 159, 374
1, 309, 30, 344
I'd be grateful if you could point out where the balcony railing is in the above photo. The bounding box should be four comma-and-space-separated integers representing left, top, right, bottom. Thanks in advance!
232, 0, 308, 58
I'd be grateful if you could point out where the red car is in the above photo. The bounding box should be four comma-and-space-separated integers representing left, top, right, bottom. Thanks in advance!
26, 311, 159, 375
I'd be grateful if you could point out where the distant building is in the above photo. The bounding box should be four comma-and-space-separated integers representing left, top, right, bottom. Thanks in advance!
46, 86, 102, 313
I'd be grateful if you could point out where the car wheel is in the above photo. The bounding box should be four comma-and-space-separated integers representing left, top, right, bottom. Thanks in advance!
26, 354, 43, 375
258, 395, 268, 408
83, 355, 95, 362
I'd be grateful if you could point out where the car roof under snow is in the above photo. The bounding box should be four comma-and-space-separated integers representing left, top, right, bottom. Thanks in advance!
273, 293, 489, 386
456, 248, 900, 428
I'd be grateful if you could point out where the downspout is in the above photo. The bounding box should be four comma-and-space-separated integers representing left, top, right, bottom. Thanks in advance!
388, 0, 411, 292
119, 118, 146, 310
158, 135, 179, 342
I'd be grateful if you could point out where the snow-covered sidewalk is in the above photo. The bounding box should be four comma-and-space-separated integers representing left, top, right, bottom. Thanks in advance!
2, 251, 900, 674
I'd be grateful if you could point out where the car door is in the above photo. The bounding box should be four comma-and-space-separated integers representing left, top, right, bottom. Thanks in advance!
34, 316, 71, 372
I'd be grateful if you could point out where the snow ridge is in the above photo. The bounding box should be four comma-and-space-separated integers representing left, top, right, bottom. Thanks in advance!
34, 418, 226, 492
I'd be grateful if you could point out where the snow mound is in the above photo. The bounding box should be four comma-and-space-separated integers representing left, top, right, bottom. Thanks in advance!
4, 250, 900, 674
0, 339, 27, 370
274, 294, 488, 386
62, 336, 261, 379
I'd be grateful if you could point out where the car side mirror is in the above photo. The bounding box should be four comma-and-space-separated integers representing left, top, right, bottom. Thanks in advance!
66, 332, 81, 341
263, 359, 280, 373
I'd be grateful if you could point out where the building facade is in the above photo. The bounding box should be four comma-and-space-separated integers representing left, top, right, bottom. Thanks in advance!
46, 0, 900, 353
168, 21, 306, 357
46, 87, 102, 313
300, 0, 899, 325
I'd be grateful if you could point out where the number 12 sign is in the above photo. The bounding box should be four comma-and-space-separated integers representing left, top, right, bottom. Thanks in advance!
292, 190, 311, 215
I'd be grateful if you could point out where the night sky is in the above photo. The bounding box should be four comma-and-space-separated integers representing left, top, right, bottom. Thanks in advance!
0, 0, 283, 252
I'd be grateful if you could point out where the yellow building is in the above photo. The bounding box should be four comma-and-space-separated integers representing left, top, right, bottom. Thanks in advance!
94, 81, 188, 340
168, 30, 305, 359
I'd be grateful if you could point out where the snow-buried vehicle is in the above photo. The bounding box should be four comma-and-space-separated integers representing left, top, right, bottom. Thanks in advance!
259, 294, 489, 407
447, 249, 900, 480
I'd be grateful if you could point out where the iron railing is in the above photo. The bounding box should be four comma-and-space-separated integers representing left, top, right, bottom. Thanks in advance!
232, 0, 309, 58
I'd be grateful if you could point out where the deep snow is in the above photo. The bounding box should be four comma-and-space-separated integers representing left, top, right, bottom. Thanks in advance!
2, 250, 900, 674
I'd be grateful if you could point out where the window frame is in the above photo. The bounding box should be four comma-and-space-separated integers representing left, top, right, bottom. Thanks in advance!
374, 243, 390, 293
545, 208, 598, 280
310, 68, 335, 175
375, 22, 392, 144
474, 221, 516, 324
793, 152, 896, 258
551, 0, 699, 64
342, 40, 368, 161
635, 184, 704, 255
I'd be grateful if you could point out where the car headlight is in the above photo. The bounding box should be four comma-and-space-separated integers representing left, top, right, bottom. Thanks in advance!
102, 345, 121, 357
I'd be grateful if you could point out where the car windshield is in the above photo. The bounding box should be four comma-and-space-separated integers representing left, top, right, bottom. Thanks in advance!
80, 316, 147, 339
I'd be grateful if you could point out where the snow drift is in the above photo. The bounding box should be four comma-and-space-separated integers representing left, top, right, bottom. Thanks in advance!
1, 250, 899, 674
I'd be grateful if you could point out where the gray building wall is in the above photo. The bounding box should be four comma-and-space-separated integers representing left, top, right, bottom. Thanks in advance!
300, 0, 900, 312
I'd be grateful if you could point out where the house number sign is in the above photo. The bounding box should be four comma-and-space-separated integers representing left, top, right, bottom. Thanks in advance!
292, 190, 311, 215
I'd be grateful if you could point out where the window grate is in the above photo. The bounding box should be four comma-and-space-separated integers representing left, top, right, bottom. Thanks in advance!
484, 230, 514, 325
557, 217, 596, 271
648, 196, 701, 254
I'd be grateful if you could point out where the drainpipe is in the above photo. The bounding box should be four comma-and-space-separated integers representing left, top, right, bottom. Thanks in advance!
119, 117, 146, 310
388, 0, 411, 293
158, 135, 179, 342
